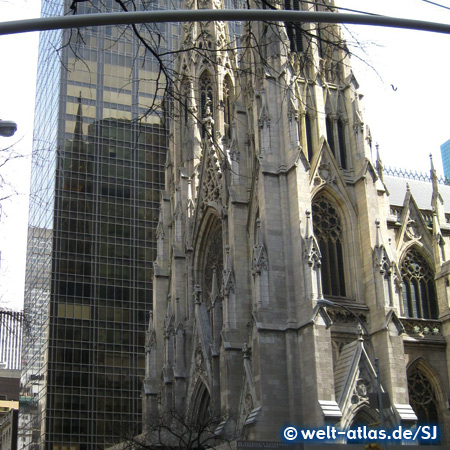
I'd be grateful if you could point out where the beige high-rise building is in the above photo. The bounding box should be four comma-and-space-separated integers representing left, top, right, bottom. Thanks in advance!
144, 0, 450, 446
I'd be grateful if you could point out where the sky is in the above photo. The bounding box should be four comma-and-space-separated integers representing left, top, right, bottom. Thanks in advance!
1, 0, 450, 311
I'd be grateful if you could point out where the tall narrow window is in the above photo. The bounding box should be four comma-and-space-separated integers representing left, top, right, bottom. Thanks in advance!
312, 196, 346, 297
314, 1, 324, 58
223, 76, 233, 142
284, 0, 303, 52
326, 115, 335, 155
401, 249, 438, 319
337, 118, 347, 169
181, 79, 190, 127
305, 113, 313, 162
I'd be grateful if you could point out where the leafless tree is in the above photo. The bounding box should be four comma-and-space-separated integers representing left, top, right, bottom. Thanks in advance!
59, 0, 374, 132
113, 408, 235, 450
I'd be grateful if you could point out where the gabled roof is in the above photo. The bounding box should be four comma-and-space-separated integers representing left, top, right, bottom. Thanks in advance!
384, 175, 450, 213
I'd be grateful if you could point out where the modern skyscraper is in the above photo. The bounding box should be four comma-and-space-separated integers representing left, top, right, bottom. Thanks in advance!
0, 311, 22, 371
440, 138, 450, 180
20, 1, 171, 448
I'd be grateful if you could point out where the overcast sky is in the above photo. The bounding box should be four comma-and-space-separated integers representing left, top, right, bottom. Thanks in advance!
1, 0, 450, 310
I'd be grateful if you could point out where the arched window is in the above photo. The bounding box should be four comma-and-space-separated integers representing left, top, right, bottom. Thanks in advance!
284, 0, 303, 53
312, 196, 346, 297
401, 249, 438, 319
408, 366, 439, 430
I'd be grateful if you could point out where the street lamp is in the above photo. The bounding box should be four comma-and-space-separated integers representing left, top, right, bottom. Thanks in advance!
317, 298, 387, 449
0, 120, 18, 137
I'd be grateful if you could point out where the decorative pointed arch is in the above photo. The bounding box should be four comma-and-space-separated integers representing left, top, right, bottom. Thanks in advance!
194, 211, 223, 304
407, 359, 442, 430
399, 247, 438, 319
349, 404, 379, 428
190, 379, 212, 425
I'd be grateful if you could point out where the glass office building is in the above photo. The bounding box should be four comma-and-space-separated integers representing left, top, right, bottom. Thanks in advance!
19, 1, 174, 448
441, 139, 450, 181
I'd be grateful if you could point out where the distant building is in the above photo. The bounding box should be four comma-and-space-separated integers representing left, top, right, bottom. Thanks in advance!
0, 368, 20, 450
0, 311, 22, 370
440, 139, 450, 180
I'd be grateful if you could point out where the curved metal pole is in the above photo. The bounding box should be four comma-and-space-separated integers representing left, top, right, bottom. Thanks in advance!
1, 10, 450, 37
317, 298, 387, 450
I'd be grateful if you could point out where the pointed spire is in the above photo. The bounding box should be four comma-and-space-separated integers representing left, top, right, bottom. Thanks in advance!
375, 218, 382, 249
148, 311, 154, 332
222, 245, 234, 296
304, 210, 321, 269
305, 210, 313, 239
375, 143, 384, 184
210, 267, 219, 307
74, 93, 83, 138
430, 153, 442, 212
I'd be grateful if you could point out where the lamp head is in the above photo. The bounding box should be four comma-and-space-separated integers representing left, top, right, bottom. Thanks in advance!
0, 120, 18, 137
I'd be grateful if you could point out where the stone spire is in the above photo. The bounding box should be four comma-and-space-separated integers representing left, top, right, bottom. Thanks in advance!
375, 143, 384, 184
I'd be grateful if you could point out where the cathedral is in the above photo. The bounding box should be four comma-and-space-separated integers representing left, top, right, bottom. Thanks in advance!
143, 0, 450, 445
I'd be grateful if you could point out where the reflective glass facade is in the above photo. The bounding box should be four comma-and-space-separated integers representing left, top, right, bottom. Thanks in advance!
441, 139, 450, 181
20, 1, 172, 448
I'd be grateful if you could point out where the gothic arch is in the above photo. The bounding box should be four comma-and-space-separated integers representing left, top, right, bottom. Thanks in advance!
311, 193, 346, 298
189, 378, 212, 425
311, 188, 359, 300
407, 358, 443, 428
348, 404, 379, 428
399, 246, 438, 319
193, 210, 224, 304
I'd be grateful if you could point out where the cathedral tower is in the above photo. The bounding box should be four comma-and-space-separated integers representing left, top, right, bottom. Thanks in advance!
144, 0, 450, 443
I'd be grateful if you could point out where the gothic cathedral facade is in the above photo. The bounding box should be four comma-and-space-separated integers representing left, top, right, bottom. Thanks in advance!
143, 0, 450, 444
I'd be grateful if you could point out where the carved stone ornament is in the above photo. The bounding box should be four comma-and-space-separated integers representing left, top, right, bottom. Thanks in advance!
195, 345, 205, 373
244, 393, 254, 415
351, 377, 370, 404
145, 329, 156, 350
314, 162, 336, 186
405, 219, 422, 240
252, 244, 268, 275
201, 147, 223, 210
197, 0, 210, 9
